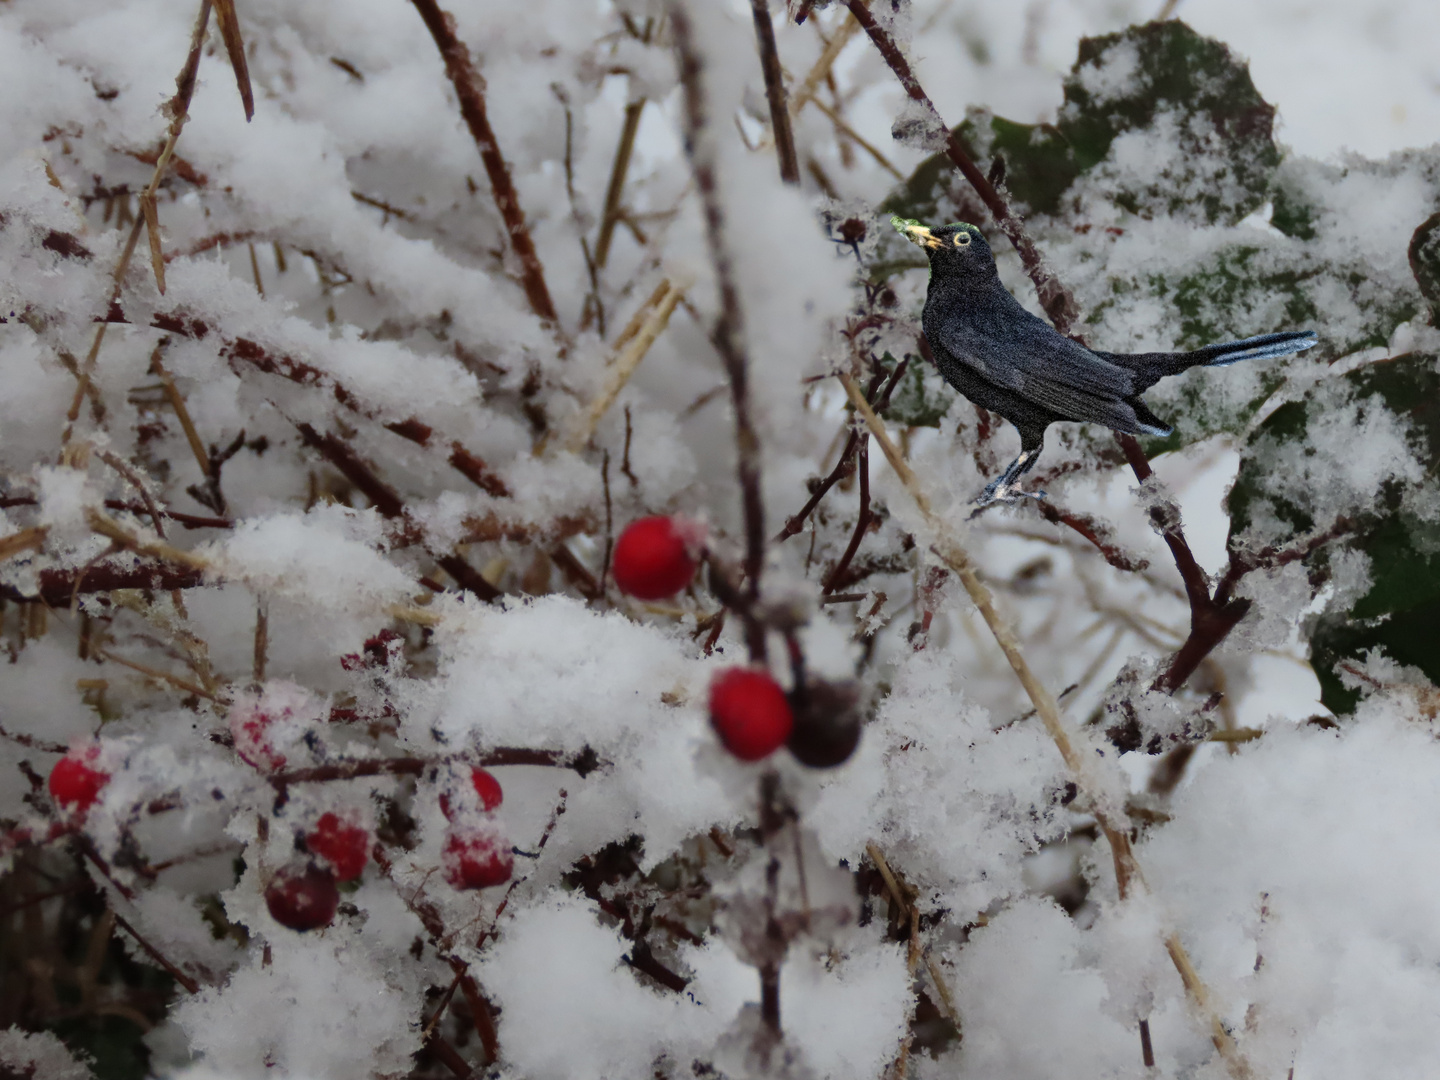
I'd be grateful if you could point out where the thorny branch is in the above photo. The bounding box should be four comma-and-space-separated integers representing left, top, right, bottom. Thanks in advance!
842, 0, 1079, 332
292, 423, 501, 602
408, 0, 561, 332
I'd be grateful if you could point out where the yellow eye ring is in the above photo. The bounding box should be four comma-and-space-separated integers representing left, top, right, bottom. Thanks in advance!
953, 232, 971, 247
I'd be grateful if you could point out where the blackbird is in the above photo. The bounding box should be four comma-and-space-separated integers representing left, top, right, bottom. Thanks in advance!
892, 217, 1318, 506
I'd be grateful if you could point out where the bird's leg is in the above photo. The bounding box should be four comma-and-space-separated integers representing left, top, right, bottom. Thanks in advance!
972, 449, 1046, 509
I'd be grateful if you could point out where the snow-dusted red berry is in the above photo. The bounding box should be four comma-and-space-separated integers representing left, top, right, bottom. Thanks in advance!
306, 812, 370, 881
612, 516, 703, 600
228, 683, 316, 773
439, 766, 504, 821
469, 767, 503, 811
442, 827, 514, 890
265, 863, 340, 931
709, 668, 794, 761
48, 743, 109, 812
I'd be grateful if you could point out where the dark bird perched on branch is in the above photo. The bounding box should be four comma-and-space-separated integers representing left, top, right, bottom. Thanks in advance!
892, 217, 1318, 507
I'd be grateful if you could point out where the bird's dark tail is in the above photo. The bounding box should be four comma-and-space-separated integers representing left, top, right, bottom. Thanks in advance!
1097, 331, 1319, 394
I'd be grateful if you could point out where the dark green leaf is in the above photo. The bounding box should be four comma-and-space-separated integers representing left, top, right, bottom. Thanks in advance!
1229, 351, 1440, 712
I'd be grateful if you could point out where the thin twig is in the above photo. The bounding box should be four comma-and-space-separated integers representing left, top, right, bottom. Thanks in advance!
64, 0, 213, 439
0, 526, 49, 562
808, 95, 905, 180
92, 646, 217, 699
749, 0, 799, 184
210, 0, 255, 121
409, 0, 560, 332
674, 4, 769, 662
595, 99, 646, 269
822, 439, 869, 593
252, 599, 268, 684
865, 844, 961, 1030
111, 912, 202, 994
94, 451, 167, 539
370, 846, 500, 1064
789, 10, 861, 115
292, 423, 501, 603
776, 358, 907, 542
0, 723, 68, 755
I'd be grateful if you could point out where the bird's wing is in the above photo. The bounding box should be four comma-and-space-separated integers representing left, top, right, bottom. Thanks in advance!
929, 289, 1142, 426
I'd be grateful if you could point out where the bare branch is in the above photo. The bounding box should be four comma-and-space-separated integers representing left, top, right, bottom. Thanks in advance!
408, 0, 560, 331
749, 0, 799, 184
673, 2, 769, 662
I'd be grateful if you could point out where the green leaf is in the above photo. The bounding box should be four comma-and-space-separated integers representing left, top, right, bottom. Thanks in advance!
882, 21, 1280, 230
1059, 21, 1280, 223
1228, 351, 1440, 712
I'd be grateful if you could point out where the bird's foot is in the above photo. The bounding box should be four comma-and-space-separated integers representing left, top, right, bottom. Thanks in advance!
968, 483, 1047, 518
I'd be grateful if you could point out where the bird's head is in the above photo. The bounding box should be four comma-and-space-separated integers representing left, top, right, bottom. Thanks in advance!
891, 218, 996, 279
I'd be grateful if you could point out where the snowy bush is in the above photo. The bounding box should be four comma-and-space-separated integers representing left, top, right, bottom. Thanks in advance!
3, 2, 1439, 1080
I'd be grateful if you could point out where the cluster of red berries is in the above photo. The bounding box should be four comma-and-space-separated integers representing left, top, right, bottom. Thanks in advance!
440, 766, 513, 891
264, 810, 371, 932
613, 516, 862, 767
264, 766, 513, 931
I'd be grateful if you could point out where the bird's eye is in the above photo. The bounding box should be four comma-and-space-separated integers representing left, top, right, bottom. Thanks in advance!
953, 232, 971, 247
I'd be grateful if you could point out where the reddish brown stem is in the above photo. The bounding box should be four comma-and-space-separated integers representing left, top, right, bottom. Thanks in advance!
371, 845, 499, 1064
293, 422, 501, 603
1033, 501, 1149, 573
424, 1030, 474, 1079
750, 0, 800, 184
0, 564, 207, 607
822, 440, 870, 593
270, 746, 600, 786
776, 357, 909, 543
1116, 435, 1212, 614
408, 0, 559, 330
112, 911, 202, 993
674, 7, 769, 663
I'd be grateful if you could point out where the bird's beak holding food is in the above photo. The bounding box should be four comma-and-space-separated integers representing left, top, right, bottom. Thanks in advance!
890, 216, 941, 251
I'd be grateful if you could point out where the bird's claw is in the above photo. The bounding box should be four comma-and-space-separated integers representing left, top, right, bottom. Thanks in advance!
968, 484, 1047, 518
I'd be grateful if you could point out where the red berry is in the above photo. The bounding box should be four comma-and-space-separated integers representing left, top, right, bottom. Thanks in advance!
265, 863, 340, 931
709, 668, 794, 761
48, 744, 109, 812
469, 767, 503, 811
306, 812, 370, 881
442, 826, 514, 890
439, 767, 504, 821
228, 684, 316, 773
612, 516, 703, 600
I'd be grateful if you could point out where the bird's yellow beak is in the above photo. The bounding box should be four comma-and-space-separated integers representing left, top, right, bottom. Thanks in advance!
891, 216, 941, 250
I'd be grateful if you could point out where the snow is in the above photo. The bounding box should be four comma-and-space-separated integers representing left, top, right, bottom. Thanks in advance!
3, 0, 1439, 1077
